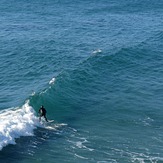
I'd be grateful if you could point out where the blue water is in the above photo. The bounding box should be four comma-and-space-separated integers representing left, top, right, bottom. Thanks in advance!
0, 0, 163, 162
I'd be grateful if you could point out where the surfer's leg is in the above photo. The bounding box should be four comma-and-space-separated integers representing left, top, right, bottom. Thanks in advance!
39, 114, 42, 122
44, 115, 48, 122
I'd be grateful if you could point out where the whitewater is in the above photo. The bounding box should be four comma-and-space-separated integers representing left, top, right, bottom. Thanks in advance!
0, 0, 163, 162
0, 101, 39, 150
0, 77, 57, 151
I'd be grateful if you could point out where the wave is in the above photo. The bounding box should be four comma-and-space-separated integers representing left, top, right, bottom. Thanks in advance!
0, 33, 162, 152
0, 101, 40, 151
28, 32, 163, 117
1, 31, 160, 150
0, 75, 70, 151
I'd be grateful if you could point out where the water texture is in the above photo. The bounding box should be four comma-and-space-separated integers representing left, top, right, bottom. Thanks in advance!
0, 0, 163, 162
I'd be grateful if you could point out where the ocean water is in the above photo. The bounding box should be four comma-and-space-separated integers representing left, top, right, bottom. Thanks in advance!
0, 0, 163, 162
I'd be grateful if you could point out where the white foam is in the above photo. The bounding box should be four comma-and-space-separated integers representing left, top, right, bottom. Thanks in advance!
49, 77, 55, 85
130, 151, 163, 163
74, 153, 88, 160
0, 101, 40, 150
92, 49, 102, 54
44, 123, 67, 131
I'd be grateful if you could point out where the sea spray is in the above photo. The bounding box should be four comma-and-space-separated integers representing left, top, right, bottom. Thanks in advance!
0, 101, 40, 150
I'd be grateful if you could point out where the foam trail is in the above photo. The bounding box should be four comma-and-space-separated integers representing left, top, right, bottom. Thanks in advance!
0, 101, 40, 150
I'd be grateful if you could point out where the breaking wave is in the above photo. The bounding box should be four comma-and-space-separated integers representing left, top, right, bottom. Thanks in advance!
0, 101, 40, 150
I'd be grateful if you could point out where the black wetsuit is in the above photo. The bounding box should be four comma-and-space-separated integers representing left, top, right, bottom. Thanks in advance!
39, 107, 48, 122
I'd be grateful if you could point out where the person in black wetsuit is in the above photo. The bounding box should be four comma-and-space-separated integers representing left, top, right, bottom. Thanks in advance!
38, 105, 48, 122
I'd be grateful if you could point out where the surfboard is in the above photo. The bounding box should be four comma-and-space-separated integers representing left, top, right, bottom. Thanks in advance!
48, 120, 54, 123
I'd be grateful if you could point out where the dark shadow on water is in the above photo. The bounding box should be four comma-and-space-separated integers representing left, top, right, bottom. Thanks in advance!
0, 124, 68, 163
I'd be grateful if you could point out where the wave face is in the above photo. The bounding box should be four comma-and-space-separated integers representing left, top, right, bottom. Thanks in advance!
0, 0, 163, 162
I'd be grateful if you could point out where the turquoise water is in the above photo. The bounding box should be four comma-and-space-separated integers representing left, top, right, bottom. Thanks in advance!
0, 0, 163, 162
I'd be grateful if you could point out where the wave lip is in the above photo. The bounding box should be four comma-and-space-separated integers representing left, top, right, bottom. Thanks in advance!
0, 101, 40, 150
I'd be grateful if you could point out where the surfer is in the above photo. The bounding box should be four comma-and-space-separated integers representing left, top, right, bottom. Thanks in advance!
38, 105, 48, 122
